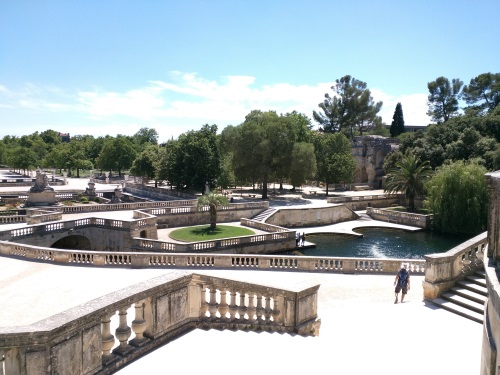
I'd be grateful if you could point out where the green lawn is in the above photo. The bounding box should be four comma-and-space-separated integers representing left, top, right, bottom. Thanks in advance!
169, 225, 255, 242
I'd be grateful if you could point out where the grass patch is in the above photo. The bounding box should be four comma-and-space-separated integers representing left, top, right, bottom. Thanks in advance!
169, 225, 255, 242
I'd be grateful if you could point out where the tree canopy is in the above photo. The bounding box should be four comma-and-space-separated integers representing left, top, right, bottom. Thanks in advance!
425, 160, 488, 235
462, 72, 500, 115
313, 132, 356, 195
390, 102, 405, 137
427, 76, 463, 123
313, 75, 383, 138
384, 154, 432, 212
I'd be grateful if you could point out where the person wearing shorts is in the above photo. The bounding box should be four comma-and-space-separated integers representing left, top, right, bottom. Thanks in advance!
394, 264, 410, 304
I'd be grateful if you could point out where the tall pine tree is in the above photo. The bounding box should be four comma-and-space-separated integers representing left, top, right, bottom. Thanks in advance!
390, 102, 405, 137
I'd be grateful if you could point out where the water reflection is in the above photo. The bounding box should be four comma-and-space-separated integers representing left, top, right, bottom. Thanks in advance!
295, 228, 472, 259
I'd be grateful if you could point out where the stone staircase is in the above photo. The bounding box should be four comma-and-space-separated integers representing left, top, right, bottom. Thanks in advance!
356, 211, 372, 221
252, 208, 277, 222
432, 269, 487, 324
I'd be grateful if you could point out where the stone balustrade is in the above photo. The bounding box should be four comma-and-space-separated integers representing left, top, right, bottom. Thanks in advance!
133, 227, 296, 254
61, 199, 197, 214
241, 218, 295, 233
138, 201, 268, 216
0, 215, 25, 224
422, 231, 487, 300
25, 208, 63, 225
366, 207, 432, 229
0, 272, 320, 374
0, 240, 425, 274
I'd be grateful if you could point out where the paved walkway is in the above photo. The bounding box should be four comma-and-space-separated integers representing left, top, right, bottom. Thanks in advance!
0, 256, 482, 375
0, 179, 483, 373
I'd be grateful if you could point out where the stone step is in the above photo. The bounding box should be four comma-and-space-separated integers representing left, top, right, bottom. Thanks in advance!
474, 269, 486, 278
440, 292, 484, 314
456, 280, 488, 296
466, 274, 487, 288
450, 286, 487, 305
251, 209, 276, 222
432, 298, 483, 324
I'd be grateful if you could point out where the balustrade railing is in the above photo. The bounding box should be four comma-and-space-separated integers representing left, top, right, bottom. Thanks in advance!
423, 231, 487, 300
0, 273, 320, 374
0, 240, 425, 275
366, 207, 432, 229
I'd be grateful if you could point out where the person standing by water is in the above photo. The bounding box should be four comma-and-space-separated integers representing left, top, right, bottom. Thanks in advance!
394, 264, 410, 303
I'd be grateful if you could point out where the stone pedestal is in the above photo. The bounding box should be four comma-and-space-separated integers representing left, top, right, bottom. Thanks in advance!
25, 169, 57, 206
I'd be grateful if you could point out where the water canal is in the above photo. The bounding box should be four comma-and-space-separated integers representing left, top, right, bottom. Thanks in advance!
297, 228, 472, 259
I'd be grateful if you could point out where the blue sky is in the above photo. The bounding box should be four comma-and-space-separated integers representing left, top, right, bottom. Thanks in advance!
1, 0, 499, 143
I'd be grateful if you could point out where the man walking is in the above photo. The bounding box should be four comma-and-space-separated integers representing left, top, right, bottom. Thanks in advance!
394, 263, 410, 304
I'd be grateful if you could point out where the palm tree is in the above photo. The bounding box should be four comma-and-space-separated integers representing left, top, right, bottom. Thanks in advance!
384, 154, 432, 212
197, 192, 230, 229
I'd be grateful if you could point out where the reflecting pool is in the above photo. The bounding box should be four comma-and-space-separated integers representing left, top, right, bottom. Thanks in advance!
298, 228, 472, 259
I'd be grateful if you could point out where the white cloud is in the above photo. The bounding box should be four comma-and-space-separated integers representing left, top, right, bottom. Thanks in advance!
0, 72, 432, 141
371, 89, 430, 126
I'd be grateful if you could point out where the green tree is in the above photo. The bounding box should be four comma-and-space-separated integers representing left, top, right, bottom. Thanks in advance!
96, 136, 137, 176
132, 127, 159, 146
289, 142, 317, 190
5, 146, 37, 174
313, 75, 383, 138
384, 154, 432, 212
313, 133, 356, 195
230, 111, 296, 199
462, 72, 500, 115
425, 160, 488, 234
390, 102, 405, 137
427, 76, 463, 123
130, 145, 159, 185
197, 192, 229, 229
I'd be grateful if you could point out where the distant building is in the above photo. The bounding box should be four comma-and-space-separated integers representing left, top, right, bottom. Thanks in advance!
384, 124, 427, 133
58, 132, 70, 142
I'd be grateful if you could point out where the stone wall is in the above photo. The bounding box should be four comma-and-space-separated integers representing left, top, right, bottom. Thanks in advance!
481, 171, 500, 374
265, 205, 357, 228
351, 135, 399, 188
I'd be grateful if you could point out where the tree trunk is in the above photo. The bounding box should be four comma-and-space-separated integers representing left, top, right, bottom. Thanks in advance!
262, 174, 268, 200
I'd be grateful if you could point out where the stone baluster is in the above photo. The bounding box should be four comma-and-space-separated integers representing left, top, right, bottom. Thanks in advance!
238, 290, 247, 321
256, 293, 265, 323
113, 308, 133, 356
462, 250, 472, 273
200, 285, 208, 318
130, 302, 148, 347
208, 286, 218, 320
247, 292, 256, 323
272, 296, 281, 324
264, 294, 272, 324
229, 289, 238, 322
0, 349, 5, 375
219, 288, 229, 321
101, 314, 115, 364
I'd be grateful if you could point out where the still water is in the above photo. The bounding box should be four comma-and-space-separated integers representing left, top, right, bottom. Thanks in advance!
299, 228, 472, 259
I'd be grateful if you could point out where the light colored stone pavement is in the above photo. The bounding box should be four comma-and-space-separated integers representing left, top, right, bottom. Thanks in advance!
0, 180, 480, 373
0, 256, 482, 375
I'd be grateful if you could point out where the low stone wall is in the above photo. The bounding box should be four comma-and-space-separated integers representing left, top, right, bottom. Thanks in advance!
0, 240, 426, 275
265, 205, 357, 228
0, 272, 320, 374
0, 215, 158, 251
481, 257, 500, 374
366, 207, 432, 229
61, 199, 196, 214
125, 183, 196, 200
328, 195, 402, 210
141, 202, 269, 228
422, 232, 487, 300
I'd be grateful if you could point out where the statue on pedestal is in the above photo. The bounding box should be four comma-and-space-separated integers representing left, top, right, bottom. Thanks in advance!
25, 169, 57, 206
